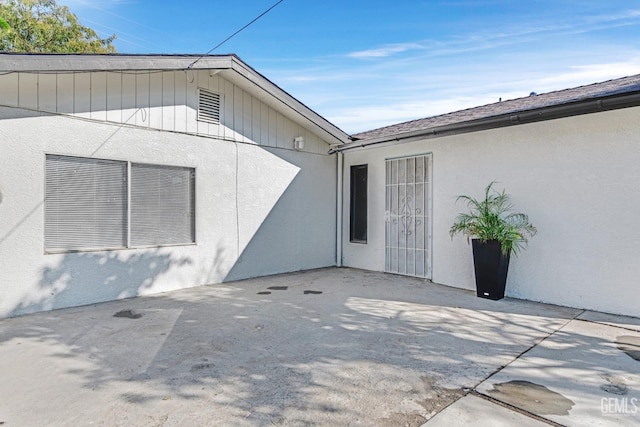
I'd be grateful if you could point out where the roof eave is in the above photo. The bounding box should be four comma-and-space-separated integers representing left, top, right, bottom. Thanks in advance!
331, 90, 640, 154
225, 56, 351, 145
0, 53, 351, 146
0, 53, 237, 72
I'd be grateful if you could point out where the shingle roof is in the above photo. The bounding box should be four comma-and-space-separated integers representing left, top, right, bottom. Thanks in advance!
352, 74, 640, 141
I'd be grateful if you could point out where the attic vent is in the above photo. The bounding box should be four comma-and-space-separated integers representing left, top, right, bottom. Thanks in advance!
198, 88, 221, 124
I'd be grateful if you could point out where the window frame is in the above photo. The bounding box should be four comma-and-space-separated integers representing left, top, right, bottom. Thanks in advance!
129, 162, 197, 248
44, 154, 196, 254
349, 164, 368, 244
44, 154, 128, 253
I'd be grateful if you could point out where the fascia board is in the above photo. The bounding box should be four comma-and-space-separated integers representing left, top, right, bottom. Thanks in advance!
333, 91, 640, 153
0, 53, 234, 72
0, 53, 350, 146
225, 56, 351, 146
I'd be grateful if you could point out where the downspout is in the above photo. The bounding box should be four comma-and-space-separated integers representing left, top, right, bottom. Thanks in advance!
336, 151, 344, 267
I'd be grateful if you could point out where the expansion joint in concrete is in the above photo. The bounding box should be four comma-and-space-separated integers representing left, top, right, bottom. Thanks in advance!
469, 390, 564, 426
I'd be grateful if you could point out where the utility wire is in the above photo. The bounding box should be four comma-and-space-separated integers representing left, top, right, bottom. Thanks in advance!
188, 0, 285, 69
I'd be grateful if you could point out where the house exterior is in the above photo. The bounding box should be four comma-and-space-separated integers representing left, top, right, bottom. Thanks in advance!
337, 76, 640, 318
1, 53, 639, 319
0, 54, 350, 317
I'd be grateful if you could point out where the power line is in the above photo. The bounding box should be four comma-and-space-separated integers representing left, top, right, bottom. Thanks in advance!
188, 0, 285, 69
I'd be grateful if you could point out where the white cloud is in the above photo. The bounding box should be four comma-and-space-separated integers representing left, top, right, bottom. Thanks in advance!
344, 8, 640, 64
347, 43, 425, 59
326, 95, 513, 134
536, 60, 640, 89
313, 56, 640, 134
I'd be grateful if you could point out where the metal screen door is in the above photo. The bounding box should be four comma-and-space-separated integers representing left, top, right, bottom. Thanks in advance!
385, 154, 432, 278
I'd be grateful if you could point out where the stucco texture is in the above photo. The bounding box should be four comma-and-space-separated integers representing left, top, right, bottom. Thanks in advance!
0, 108, 336, 317
341, 107, 640, 317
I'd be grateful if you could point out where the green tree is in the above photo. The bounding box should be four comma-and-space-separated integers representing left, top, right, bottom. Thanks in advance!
0, 0, 116, 53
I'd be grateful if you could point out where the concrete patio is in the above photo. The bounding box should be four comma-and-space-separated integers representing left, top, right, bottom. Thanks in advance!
0, 268, 638, 426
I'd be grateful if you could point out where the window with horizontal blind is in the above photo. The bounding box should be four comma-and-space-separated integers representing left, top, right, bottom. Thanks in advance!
45, 155, 195, 252
130, 163, 195, 246
45, 155, 127, 251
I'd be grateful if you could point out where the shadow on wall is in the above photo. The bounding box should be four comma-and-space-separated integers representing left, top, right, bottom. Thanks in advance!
1, 106, 332, 317
11, 250, 193, 318
224, 184, 300, 282
224, 146, 337, 282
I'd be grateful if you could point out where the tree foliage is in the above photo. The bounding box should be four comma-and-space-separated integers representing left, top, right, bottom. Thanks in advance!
0, 16, 9, 31
0, 0, 116, 53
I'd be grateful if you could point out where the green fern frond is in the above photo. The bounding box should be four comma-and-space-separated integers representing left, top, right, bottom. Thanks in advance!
450, 182, 536, 257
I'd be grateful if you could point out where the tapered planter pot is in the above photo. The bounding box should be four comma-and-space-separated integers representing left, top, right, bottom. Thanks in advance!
472, 239, 510, 300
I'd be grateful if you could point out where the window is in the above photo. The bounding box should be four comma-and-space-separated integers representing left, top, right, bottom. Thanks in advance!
350, 164, 368, 243
45, 156, 127, 251
45, 155, 195, 252
130, 163, 195, 246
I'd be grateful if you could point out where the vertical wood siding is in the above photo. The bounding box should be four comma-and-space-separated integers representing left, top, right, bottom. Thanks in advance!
19, 73, 38, 110
0, 70, 328, 154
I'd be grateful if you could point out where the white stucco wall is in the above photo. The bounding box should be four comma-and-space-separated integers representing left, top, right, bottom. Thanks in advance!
341, 107, 640, 317
0, 107, 336, 317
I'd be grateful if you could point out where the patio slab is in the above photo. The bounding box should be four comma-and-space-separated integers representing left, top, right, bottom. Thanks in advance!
476, 318, 640, 426
0, 267, 623, 426
424, 394, 549, 426
578, 310, 640, 332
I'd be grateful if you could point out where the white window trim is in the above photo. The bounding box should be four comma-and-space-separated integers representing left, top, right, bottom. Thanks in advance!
44, 154, 196, 254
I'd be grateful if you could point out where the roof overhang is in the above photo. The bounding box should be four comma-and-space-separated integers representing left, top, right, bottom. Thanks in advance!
0, 53, 351, 146
330, 90, 640, 154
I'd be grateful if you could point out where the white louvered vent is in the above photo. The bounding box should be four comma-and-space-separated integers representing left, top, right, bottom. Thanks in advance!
198, 88, 221, 124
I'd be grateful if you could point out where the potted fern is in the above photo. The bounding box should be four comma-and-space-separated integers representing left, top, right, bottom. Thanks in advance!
450, 182, 536, 300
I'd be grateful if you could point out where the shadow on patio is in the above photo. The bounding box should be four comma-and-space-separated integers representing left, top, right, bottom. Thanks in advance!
1, 267, 623, 426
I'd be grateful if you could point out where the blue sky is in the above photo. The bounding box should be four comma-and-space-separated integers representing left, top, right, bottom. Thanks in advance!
60, 0, 640, 133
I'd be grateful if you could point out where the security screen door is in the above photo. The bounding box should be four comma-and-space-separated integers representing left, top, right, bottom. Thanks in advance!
385, 154, 432, 278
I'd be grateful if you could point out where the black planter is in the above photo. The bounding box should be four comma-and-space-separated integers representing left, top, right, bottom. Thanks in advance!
471, 239, 510, 300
